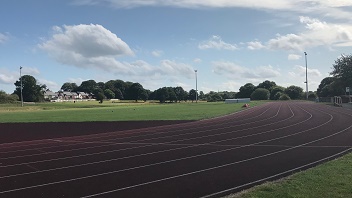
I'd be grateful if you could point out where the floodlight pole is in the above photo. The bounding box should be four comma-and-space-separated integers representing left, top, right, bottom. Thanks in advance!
304, 52, 308, 100
20, 66, 23, 107
195, 70, 198, 103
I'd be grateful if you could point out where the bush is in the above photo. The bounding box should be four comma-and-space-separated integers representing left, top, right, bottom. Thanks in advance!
279, 94, 291, 100
250, 88, 270, 100
273, 92, 283, 100
0, 91, 19, 103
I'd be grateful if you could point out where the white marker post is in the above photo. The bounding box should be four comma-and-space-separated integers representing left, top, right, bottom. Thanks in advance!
347, 87, 350, 103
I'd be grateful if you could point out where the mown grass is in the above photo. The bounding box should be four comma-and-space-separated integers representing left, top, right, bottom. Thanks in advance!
226, 151, 352, 198
0, 101, 265, 123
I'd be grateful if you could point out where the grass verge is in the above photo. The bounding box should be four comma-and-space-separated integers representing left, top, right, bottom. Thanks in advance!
0, 101, 265, 123
226, 151, 352, 198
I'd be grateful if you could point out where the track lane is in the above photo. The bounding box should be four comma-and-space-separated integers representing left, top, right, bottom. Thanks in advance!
1, 102, 352, 197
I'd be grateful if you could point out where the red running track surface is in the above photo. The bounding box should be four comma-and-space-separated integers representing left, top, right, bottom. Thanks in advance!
1, 102, 352, 198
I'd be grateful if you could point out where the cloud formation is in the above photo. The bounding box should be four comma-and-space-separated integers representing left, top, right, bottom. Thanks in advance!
212, 61, 280, 80
39, 24, 134, 67
249, 16, 352, 51
0, 33, 9, 43
288, 54, 301, 60
199, 35, 237, 51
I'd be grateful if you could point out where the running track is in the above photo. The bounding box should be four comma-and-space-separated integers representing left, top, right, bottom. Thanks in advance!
1, 101, 352, 198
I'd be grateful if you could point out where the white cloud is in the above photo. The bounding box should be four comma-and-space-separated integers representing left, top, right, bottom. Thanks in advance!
0, 33, 9, 43
288, 54, 301, 60
199, 35, 237, 50
151, 50, 163, 57
213, 61, 280, 80
22, 67, 40, 75
73, 0, 294, 10
0, 73, 15, 84
193, 58, 202, 63
0, 67, 40, 85
38, 79, 59, 91
72, 0, 352, 20
39, 24, 134, 69
247, 41, 265, 50
159, 60, 195, 79
293, 65, 322, 77
221, 81, 241, 91
264, 16, 352, 51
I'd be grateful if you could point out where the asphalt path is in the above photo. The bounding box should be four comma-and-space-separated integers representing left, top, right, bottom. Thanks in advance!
1, 101, 352, 198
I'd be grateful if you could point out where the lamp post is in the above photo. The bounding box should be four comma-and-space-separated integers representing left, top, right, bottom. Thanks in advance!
195, 70, 198, 103
20, 66, 23, 107
304, 52, 308, 100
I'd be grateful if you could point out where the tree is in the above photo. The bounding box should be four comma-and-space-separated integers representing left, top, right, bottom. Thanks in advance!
166, 87, 177, 102
104, 89, 115, 99
206, 91, 223, 102
317, 77, 344, 97
285, 85, 303, 100
14, 75, 46, 102
330, 54, 352, 89
236, 83, 255, 98
0, 90, 19, 103
78, 80, 97, 93
257, 80, 276, 91
250, 88, 270, 100
173, 86, 186, 102
188, 89, 197, 102
95, 92, 105, 103
97, 82, 105, 90
270, 86, 285, 100
155, 87, 169, 103
61, 82, 78, 92
279, 94, 291, 100
128, 83, 146, 102
199, 91, 205, 100
220, 91, 236, 99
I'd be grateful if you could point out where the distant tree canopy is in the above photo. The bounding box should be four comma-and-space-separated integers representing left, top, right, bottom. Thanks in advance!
285, 85, 303, 100
330, 54, 352, 89
14, 75, 46, 102
257, 80, 276, 91
236, 83, 256, 98
0, 90, 19, 103
251, 88, 270, 100
315, 54, 352, 97
16, 76, 312, 104
270, 86, 286, 100
61, 82, 78, 92
317, 77, 344, 97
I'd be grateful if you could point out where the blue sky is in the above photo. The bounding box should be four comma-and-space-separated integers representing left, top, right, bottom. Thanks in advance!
1, 0, 352, 94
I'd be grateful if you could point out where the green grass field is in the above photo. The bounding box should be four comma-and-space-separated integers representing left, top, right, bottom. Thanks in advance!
227, 151, 352, 198
0, 100, 265, 123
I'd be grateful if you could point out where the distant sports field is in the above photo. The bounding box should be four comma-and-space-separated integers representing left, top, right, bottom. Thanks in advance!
0, 101, 265, 123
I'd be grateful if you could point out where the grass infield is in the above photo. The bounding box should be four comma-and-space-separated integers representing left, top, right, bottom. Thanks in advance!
0, 101, 265, 123
226, 151, 352, 198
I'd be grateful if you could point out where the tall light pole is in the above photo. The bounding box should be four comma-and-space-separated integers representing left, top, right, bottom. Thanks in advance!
195, 70, 198, 103
304, 52, 308, 100
20, 66, 24, 107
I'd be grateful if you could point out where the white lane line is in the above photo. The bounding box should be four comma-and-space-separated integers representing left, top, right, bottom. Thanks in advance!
0, 104, 306, 169
0, 104, 290, 163
0, 104, 269, 151
201, 147, 352, 198
67, 104, 274, 143
81, 123, 352, 197
0, 104, 272, 155
0, 103, 339, 195
0, 103, 326, 184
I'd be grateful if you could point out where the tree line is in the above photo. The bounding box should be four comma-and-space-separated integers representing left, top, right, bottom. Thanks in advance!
317, 54, 352, 97
3, 54, 350, 103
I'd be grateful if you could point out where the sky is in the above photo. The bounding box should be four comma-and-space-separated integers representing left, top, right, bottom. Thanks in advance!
1, 0, 352, 94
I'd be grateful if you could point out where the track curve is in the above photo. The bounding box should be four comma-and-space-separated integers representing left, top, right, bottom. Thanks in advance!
1, 102, 352, 198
